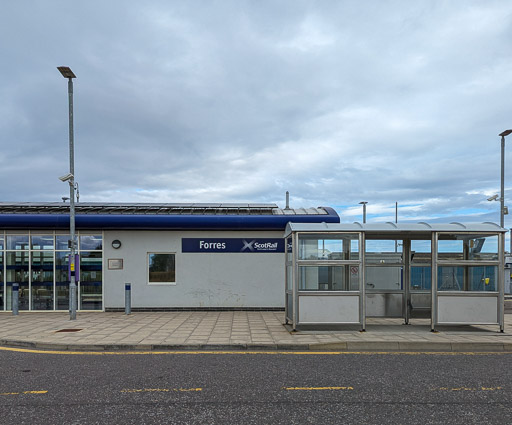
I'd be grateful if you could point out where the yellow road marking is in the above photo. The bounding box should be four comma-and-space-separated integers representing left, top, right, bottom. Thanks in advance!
437, 386, 503, 392
121, 388, 202, 393
0, 390, 47, 396
0, 346, 509, 356
284, 386, 353, 391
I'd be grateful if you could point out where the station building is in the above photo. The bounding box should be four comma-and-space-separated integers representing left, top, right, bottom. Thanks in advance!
0, 202, 339, 312
0, 202, 506, 332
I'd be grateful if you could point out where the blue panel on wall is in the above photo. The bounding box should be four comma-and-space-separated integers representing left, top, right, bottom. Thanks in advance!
182, 238, 285, 253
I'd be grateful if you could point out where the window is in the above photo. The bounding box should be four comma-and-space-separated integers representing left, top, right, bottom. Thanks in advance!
148, 253, 176, 284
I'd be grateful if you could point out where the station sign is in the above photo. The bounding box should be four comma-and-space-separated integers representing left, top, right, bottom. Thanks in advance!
182, 238, 285, 253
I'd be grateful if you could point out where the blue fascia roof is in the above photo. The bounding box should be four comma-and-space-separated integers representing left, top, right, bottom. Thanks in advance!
0, 210, 340, 231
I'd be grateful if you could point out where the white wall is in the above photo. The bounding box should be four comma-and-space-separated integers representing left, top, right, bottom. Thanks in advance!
103, 230, 284, 308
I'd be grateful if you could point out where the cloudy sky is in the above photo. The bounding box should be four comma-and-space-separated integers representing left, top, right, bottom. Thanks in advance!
1, 0, 512, 226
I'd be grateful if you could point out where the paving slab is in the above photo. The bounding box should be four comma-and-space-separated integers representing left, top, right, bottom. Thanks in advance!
0, 311, 512, 352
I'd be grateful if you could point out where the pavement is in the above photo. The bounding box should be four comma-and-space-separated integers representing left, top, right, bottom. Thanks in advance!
1, 310, 512, 352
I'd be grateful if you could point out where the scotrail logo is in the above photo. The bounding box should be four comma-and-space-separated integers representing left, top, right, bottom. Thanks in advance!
241, 240, 279, 252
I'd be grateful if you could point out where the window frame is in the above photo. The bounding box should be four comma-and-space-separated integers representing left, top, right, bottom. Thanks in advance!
147, 252, 176, 285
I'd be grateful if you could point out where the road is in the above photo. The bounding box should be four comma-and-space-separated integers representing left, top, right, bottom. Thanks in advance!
0, 347, 511, 424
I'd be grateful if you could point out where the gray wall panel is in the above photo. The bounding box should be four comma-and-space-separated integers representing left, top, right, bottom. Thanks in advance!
103, 230, 284, 308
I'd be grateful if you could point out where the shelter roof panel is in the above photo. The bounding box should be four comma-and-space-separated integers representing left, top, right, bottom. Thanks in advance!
284, 221, 506, 237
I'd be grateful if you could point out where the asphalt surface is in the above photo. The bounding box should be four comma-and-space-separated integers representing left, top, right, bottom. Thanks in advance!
1, 348, 511, 424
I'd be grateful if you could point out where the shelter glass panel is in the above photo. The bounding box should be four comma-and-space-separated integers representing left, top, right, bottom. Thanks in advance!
286, 237, 292, 263
286, 293, 293, 319
79, 251, 102, 310
6, 251, 29, 310
286, 265, 293, 291
0, 236, 4, 250
365, 240, 403, 265
438, 266, 497, 291
298, 234, 359, 261
438, 235, 498, 261
55, 252, 69, 310
411, 266, 431, 291
411, 240, 431, 263
299, 265, 358, 291
366, 266, 403, 291
31, 251, 54, 310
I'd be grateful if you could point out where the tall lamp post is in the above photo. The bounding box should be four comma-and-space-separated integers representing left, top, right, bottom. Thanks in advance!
359, 201, 368, 224
499, 130, 512, 230
57, 66, 77, 320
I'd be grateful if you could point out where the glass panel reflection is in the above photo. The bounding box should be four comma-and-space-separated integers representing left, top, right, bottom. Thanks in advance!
286, 265, 293, 291
7, 235, 29, 250
6, 251, 29, 310
286, 238, 292, 263
31, 235, 54, 250
411, 240, 431, 263
366, 266, 403, 290
411, 266, 431, 291
55, 252, 70, 310
55, 235, 71, 251
31, 251, 54, 310
148, 253, 175, 282
438, 266, 497, 291
438, 235, 499, 261
80, 252, 102, 310
299, 266, 358, 291
365, 240, 403, 265
298, 234, 359, 260
79, 235, 102, 251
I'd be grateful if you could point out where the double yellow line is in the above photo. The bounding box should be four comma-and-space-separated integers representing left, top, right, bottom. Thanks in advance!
0, 346, 508, 356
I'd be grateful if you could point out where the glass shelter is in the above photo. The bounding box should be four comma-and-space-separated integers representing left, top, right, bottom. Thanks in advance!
284, 222, 506, 331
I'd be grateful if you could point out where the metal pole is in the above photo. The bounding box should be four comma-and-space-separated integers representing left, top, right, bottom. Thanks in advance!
499, 232, 505, 332
68, 77, 77, 321
395, 201, 398, 252
125, 283, 131, 315
12, 283, 19, 316
360, 202, 368, 223
501, 135, 505, 229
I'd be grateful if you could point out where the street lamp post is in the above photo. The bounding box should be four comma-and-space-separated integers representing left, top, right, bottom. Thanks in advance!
57, 66, 77, 320
499, 130, 512, 230
359, 201, 368, 224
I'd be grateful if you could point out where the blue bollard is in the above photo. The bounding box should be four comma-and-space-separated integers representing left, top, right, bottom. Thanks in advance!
125, 283, 131, 315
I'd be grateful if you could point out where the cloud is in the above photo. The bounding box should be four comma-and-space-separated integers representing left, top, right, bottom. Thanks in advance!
0, 0, 511, 236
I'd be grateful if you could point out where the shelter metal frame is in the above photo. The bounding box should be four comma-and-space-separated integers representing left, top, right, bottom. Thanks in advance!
284, 222, 506, 332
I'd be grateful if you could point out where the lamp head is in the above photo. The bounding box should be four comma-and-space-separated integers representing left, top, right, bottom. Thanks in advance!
58, 173, 74, 182
499, 130, 512, 137
57, 66, 76, 79
487, 194, 499, 202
